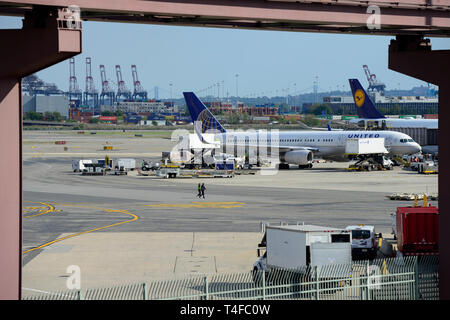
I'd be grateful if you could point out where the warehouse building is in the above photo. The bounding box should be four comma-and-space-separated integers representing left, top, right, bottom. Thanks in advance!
22, 94, 69, 118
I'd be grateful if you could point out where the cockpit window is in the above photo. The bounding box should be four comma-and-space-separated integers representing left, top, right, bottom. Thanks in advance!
408, 139, 414, 142
400, 139, 407, 143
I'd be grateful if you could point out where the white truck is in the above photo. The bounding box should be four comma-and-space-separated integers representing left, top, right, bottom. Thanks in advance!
72, 159, 92, 172
156, 165, 180, 178
115, 158, 136, 171
253, 224, 352, 273
345, 225, 378, 259
345, 138, 394, 171
214, 153, 245, 170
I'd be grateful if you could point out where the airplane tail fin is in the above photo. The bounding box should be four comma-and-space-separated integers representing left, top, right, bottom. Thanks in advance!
183, 92, 226, 137
348, 79, 385, 119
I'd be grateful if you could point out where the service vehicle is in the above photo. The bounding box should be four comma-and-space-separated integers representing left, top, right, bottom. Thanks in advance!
156, 164, 180, 178
214, 153, 245, 169
345, 225, 378, 259
115, 158, 136, 171
417, 161, 438, 174
95, 158, 113, 169
141, 160, 160, 171
72, 159, 92, 172
345, 138, 395, 171
253, 224, 352, 272
215, 160, 235, 171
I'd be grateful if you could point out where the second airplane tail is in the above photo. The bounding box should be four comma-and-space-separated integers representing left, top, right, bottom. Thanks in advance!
348, 79, 385, 119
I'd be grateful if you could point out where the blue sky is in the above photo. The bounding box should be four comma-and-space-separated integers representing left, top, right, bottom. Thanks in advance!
1, 16, 449, 99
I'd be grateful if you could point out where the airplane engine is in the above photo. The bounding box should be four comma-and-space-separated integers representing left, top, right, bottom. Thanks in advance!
283, 150, 313, 165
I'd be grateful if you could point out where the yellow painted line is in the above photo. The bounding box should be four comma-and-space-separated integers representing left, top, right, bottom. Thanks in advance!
22, 204, 139, 255
23, 201, 56, 218
144, 201, 245, 209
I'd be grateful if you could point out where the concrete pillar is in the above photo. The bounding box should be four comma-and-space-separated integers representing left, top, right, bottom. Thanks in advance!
388, 35, 450, 299
0, 6, 81, 300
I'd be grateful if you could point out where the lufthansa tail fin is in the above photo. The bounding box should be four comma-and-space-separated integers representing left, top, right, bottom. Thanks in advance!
183, 92, 226, 137
348, 79, 385, 119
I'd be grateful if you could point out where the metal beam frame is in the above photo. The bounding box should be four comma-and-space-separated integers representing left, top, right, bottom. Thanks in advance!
0, 0, 449, 36
388, 35, 449, 299
0, 6, 81, 299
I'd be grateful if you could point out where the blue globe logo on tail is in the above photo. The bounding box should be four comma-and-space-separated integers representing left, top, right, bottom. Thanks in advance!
197, 109, 221, 133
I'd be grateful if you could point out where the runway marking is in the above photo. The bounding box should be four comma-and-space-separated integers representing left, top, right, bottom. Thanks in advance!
22, 203, 139, 255
144, 201, 245, 209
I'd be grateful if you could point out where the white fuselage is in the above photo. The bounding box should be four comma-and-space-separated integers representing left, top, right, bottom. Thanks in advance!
205, 130, 421, 163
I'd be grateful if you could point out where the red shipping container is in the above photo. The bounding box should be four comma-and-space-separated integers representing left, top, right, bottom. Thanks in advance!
99, 116, 117, 121
396, 205, 439, 256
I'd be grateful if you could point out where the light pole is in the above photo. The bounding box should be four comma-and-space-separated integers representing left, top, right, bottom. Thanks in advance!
235, 74, 239, 98
169, 83, 173, 108
217, 82, 220, 101
221, 80, 225, 101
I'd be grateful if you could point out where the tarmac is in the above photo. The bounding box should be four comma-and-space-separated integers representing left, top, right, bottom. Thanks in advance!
21, 130, 438, 297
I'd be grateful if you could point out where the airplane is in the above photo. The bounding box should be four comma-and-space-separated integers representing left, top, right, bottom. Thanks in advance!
348, 78, 438, 129
183, 92, 421, 169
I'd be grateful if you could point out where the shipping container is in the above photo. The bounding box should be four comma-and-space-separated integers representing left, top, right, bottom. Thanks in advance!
396, 205, 439, 256
99, 116, 117, 121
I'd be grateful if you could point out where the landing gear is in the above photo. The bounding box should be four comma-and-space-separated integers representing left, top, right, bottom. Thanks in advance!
279, 163, 290, 170
298, 164, 313, 169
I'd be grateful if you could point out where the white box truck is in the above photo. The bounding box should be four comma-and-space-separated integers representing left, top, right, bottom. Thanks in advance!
253, 224, 352, 272
346, 138, 394, 171
72, 159, 92, 172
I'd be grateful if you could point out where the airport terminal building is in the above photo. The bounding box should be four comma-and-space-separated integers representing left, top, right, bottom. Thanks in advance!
322, 93, 438, 115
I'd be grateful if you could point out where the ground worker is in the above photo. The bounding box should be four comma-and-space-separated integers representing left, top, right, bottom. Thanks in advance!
201, 183, 206, 199
197, 183, 202, 198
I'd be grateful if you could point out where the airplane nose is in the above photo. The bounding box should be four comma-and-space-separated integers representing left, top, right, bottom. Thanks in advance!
412, 143, 422, 154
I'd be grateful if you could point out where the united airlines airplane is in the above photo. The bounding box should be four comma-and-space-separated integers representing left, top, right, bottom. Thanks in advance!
183, 92, 421, 168
348, 79, 438, 129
